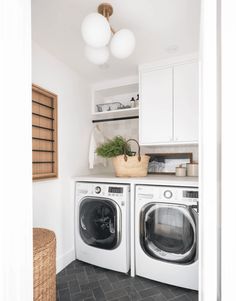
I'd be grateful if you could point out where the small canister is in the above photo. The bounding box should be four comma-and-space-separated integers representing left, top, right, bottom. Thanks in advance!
186, 163, 198, 177
175, 165, 186, 177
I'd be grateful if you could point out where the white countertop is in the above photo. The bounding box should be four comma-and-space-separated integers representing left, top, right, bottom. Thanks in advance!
74, 173, 198, 187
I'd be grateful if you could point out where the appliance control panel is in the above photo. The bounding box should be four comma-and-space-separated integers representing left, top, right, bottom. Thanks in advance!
94, 185, 124, 196
136, 185, 198, 205
108, 186, 124, 194
107, 186, 125, 198
183, 190, 198, 199
75, 182, 129, 199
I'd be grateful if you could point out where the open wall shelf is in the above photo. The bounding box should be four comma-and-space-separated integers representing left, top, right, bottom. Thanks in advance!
91, 77, 139, 123
92, 107, 138, 116
92, 107, 139, 123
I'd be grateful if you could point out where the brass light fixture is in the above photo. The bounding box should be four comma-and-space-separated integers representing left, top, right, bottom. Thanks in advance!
97, 3, 115, 34
81, 3, 136, 65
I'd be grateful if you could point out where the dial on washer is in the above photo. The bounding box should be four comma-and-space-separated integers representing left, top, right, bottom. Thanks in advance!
95, 186, 101, 194
164, 190, 173, 199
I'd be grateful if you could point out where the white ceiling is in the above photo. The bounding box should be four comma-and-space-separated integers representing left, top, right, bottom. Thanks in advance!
32, 0, 200, 83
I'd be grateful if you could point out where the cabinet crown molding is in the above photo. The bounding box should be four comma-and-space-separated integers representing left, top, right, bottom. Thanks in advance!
139, 53, 199, 72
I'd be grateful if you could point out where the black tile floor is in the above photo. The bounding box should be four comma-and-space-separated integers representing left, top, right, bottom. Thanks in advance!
57, 260, 198, 301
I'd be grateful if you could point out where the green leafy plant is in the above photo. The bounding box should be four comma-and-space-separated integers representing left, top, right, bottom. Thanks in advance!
96, 136, 132, 158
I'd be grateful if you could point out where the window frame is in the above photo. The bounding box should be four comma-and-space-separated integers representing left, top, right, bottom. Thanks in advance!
32, 84, 58, 180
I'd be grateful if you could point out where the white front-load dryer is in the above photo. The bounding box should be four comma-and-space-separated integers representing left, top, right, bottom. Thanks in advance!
75, 182, 130, 273
135, 185, 199, 290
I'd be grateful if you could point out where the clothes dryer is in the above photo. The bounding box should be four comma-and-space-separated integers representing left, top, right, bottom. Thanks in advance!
135, 185, 198, 290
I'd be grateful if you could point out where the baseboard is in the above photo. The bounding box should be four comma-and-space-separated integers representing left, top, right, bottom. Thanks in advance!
56, 248, 75, 274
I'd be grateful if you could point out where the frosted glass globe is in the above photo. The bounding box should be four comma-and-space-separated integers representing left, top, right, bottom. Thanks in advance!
110, 29, 136, 59
81, 13, 111, 48
85, 46, 109, 65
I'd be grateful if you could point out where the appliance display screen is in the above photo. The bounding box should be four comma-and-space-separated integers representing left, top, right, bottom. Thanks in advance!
108, 187, 123, 194
183, 191, 198, 198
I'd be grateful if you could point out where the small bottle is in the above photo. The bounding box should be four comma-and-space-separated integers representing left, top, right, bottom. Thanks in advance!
135, 94, 139, 107
130, 97, 135, 108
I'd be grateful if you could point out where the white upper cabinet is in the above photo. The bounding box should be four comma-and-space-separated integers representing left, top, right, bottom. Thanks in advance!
174, 62, 199, 142
139, 67, 173, 144
139, 56, 199, 145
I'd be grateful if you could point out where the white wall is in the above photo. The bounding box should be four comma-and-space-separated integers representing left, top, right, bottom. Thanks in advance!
221, 2, 236, 300
0, 0, 32, 300
199, 0, 220, 299
32, 42, 91, 272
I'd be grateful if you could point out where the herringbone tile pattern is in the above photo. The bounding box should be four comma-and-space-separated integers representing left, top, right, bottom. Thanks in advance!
57, 260, 198, 301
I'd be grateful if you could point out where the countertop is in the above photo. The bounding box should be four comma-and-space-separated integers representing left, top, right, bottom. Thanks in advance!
74, 173, 198, 187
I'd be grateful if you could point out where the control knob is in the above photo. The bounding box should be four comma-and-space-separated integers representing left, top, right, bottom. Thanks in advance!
164, 190, 173, 199
95, 186, 101, 194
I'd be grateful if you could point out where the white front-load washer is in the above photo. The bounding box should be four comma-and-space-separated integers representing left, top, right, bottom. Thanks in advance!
135, 185, 198, 290
75, 182, 130, 273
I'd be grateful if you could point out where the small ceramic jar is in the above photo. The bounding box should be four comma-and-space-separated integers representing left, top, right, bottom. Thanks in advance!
175, 166, 186, 177
186, 163, 198, 177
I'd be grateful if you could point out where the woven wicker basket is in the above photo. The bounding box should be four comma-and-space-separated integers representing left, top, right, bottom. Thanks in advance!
112, 139, 150, 177
33, 228, 56, 301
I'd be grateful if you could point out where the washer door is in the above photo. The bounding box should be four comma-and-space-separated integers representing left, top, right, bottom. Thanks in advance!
140, 203, 197, 263
79, 197, 121, 250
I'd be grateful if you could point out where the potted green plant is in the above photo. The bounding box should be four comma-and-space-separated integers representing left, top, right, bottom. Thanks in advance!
96, 136, 150, 177
96, 136, 132, 158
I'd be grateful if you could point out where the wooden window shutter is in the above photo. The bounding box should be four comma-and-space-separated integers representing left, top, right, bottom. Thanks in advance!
32, 84, 58, 180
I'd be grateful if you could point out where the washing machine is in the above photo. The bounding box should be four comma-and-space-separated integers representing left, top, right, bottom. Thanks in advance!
135, 185, 198, 290
75, 182, 130, 273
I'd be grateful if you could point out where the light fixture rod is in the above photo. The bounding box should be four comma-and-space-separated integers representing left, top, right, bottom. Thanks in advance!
110, 25, 116, 34
98, 3, 116, 34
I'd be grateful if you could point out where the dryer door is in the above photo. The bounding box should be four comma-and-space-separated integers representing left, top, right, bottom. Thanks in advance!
140, 203, 197, 263
79, 197, 121, 250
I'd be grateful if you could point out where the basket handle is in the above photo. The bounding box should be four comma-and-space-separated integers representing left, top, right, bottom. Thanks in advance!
124, 139, 141, 162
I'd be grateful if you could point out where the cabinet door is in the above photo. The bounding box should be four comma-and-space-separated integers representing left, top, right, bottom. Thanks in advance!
139, 67, 173, 144
174, 62, 199, 142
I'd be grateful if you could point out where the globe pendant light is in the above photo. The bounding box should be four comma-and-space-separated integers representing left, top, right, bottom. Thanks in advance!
85, 45, 109, 65
81, 3, 135, 64
110, 29, 136, 59
81, 13, 111, 48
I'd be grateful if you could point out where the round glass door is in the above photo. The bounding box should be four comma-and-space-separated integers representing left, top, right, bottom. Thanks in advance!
79, 197, 120, 250
140, 203, 197, 263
